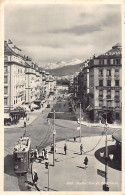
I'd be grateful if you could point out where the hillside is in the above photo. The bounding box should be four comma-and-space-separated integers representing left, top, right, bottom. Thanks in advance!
46, 63, 83, 76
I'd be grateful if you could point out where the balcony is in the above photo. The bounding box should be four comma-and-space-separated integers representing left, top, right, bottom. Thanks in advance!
106, 75, 112, 78
114, 95, 120, 100
98, 95, 103, 99
98, 75, 103, 78
106, 95, 111, 99
114, 74, 119, 78
115, 105, 120, 109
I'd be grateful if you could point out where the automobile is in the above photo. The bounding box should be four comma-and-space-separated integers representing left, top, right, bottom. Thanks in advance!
46, 104, 50, 108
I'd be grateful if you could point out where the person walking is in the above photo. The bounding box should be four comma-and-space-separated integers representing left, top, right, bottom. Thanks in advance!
64, 144, 67, 155
45, 149, 48, 160
34, 146, 38, 159
80, 144, 83, 155
24, 121, 26, 128
74, 136, 76, 142
33, 171, 38, 185
84, 156, 88, 169
42, 149, 45, 160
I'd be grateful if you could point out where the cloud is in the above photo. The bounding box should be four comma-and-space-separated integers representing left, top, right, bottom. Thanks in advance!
79, 4, 121, 27
49, 24, 102, 35
4, 4, 121, 65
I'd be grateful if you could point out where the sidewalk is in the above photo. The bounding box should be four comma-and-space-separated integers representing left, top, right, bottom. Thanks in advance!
4, 103, 47, 129
32, 135, 121, 191
72, 101, 121, 129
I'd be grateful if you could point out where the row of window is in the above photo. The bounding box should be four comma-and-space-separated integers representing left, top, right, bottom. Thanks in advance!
99, 69, 119, 77
99, 90, 120, 97
99, 79, 119, 86
4, 75, 26, 84
4, 66, 25, 74
4, 97, 24, 105
4, 86, 25, 94
94, 58, 121, 66
99, 100, 120, 107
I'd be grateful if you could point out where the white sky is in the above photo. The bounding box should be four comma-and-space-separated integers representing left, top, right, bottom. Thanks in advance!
5, 4, 121, 67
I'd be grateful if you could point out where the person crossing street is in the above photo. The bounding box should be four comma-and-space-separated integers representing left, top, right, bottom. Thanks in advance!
80, 144, 83, 155
64, 144, 67, 155
84, 156, 88, 170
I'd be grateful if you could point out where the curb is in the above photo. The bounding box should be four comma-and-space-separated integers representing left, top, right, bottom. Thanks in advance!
77, 121, 121, 129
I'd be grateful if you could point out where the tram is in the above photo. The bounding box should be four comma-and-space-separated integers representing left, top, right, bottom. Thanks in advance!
13, 136, 31, 174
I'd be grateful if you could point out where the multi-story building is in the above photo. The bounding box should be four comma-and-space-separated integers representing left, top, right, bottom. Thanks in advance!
89, 43, 122, 122
72, 43, 122, 123
4, 40, 56, 114
4, 40, 26, 112
25, 59, 37, 104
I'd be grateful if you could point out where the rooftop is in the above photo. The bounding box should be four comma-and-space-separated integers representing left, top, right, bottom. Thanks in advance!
14, 136, 31, 153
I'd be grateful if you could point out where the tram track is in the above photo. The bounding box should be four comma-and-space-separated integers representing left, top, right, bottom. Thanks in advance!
37, 123, 53, 150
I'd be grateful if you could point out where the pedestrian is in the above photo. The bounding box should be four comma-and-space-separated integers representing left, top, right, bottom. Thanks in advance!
34, 146, 38, 159
45, 149, 48, 160
84, 156, 88, 169
42, 149, 45, 160
33, 171, 38, 185
24, 121, 26, 128
51, 143, 54, 153
80, 144, 83, 155
74, 136, 76, 142
64, 144, 67, 155
30, 149, 34, 158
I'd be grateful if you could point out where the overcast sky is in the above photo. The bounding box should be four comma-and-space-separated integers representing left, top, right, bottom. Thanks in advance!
5, 4, 121, 67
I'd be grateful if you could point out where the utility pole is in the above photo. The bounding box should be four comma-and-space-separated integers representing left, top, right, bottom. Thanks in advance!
79, 103, 81, 142
48, 165, 49, 191
53, 110, 55, 166
105, 119, 108, 185
103, 118, 109, 191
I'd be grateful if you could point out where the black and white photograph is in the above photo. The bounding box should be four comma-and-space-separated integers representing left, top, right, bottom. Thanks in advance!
4, 1, 122, 192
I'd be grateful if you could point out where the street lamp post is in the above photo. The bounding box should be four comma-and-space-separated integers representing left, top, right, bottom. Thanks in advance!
79, 103, 81, 142
102, 118, 109, 191
45, 162, 49, 191
53, 110, 56, 166
48, 164, 49, 191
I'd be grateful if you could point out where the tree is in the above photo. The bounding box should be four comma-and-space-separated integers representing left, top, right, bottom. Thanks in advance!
89, 109, 94, 121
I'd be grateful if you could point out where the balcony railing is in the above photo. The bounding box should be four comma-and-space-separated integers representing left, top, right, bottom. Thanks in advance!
98, 74, 103, 77
114, 95, 120, 99
106, 95, 111, 99
98, 95, 103, 99
114, 74, 119, 78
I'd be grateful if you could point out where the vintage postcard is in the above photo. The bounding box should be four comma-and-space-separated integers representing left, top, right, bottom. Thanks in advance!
0, 0, 124, 194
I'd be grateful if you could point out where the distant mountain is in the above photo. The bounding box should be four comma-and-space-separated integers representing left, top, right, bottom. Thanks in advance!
44, 58, 83, 69
46, 63, 83, 76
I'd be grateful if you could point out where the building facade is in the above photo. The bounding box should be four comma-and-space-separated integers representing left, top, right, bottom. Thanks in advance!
4, 40, 56, 113
71, 43, 122, 123
4, 40, 26, 112
89, 43, 122, 122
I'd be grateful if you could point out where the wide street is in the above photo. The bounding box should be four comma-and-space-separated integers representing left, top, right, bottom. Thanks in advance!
4, 92, 121, 191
